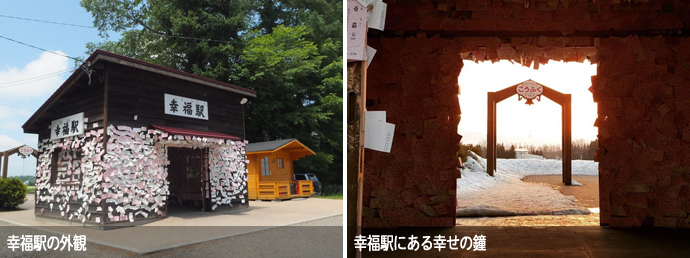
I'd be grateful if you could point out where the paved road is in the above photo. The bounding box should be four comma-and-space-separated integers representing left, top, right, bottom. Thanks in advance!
0, 215, 343, 257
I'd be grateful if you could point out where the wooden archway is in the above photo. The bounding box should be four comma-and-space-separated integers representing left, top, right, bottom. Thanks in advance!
0, 145, 38, 179
487, 79, 572, 185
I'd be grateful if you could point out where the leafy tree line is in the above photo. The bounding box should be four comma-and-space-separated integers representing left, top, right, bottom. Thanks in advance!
458, 142, 515, 160
476, 139, 599, 160
8, 175, 35, 186
79, 0, 343, 186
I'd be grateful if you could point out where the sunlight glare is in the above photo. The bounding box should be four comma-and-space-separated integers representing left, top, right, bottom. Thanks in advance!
457, 60, 598, 146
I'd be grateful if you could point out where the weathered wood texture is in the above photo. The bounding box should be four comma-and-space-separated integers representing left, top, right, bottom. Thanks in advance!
365, 32, 690, 228
384, 0, 690, 32
36, 75, 106, 142
594, 36, 690, 228
106, 63, 245, 138
364, 36, 464, 228
347, 62, 365, 256
361, 0, 690, 229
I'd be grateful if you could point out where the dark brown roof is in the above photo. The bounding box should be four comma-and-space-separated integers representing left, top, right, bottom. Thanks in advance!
92, 50, 256, 95
22, 49, 256, 132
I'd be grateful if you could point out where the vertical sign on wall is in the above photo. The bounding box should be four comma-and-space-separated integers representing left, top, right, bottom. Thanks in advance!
347, 0, 367, 61
50, 112, 85, 140
164, 93, 209, 120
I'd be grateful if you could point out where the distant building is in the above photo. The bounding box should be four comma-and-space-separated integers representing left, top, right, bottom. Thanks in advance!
515, 148, 544, 160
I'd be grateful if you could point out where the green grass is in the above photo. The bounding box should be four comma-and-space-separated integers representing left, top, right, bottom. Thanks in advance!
314, 192, 343, 200
313, 184, 343, 200
26, 186, 35, 194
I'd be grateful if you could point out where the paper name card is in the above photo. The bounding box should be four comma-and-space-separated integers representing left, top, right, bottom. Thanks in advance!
347, 0, 367, 61
364, 111, 395, 153
367, 46, 377, 68
368, 0, 387, 31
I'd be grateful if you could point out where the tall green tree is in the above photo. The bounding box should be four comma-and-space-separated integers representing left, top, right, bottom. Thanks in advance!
235, 25, 342, 185
81, 0, 255, 80
80, 0, 343, 186
245, 0, 342, 186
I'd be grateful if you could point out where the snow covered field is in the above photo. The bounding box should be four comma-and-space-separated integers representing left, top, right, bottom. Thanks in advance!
456, 152, 599, 217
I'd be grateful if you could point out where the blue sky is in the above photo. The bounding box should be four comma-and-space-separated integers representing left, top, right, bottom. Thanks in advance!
0, 1, 121, 177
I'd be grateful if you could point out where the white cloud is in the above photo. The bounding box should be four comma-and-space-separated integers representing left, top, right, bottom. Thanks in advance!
0, 135, 23, 151
0, 121, 20, 130
0, 105, 32, 120
22, 134, 37, 148
0, 51, 71, 98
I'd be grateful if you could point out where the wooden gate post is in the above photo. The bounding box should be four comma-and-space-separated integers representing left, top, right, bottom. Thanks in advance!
487, 92, 495, 176
347, 61, 366, 258
2, 152, 8, 179
487, 80, 571, 182
563, 94, 572, 185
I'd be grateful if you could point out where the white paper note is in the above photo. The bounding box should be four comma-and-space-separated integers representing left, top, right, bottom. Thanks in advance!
368, 0, 387, 31
364, 111, 395, 153
366, 46, 377, 68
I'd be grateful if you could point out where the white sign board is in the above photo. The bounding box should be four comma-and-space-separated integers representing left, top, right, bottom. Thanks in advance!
18, 145, 33, 156
364, 111, 395, 153
516, 80, 543, 99
164, 94, 209, 120
347, 0, 367, 61
51, 112, 85, 140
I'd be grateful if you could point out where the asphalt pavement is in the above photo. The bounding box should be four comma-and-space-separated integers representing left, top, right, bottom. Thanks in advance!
0, 215, 343, 257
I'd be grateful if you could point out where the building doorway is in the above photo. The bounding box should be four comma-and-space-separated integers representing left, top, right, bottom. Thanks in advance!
456, 60, 600, 226
166, 147, 209, 214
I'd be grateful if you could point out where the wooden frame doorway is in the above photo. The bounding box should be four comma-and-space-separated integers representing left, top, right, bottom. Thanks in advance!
165, 146, 211, 213
487, 79, 573, 185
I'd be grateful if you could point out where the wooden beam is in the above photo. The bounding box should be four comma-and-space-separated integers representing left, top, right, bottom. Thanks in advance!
488, 80, 572, 182
101, 63, 109, 225
98, 55, 256, 98
2, 152, 8, 179
487, 92, 495, 176
368, 29, 690, 39
346, 61, 366, 258
563, 94, 572, 185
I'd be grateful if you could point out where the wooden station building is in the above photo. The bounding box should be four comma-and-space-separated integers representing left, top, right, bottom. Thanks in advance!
22, 50, 256, 225
246, 139, 316, 200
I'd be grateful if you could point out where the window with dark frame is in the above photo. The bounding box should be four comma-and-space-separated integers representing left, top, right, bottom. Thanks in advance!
261, 156, 271, 176
278, 158, 284, 168
51, 148, 83, 185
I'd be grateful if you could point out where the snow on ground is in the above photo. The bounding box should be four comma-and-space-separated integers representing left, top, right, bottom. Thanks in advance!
456, 152, 599, 217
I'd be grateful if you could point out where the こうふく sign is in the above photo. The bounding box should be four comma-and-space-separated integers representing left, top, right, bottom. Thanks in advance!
18, 145, 34, 156
516, 80, 543, 100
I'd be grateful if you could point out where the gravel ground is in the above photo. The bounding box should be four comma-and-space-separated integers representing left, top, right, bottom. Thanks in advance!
0, 215, 343, 257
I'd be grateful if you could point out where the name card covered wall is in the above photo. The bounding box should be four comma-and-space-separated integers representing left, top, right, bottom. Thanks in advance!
50, 112, 85, 140
35, 123, 250, 224
164, 94, 209, 120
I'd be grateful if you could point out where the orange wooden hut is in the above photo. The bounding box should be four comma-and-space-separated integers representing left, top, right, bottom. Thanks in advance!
246, 139, 316, 200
